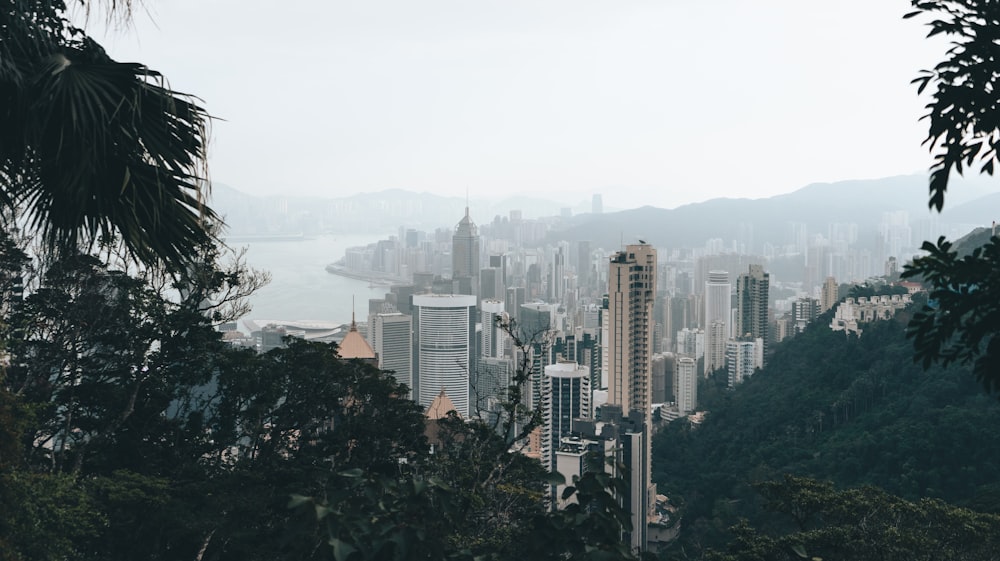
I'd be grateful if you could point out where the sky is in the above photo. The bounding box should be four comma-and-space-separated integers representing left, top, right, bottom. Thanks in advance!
89, 1, 944, 210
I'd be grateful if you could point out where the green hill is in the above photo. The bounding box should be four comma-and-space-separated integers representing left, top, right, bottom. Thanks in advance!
652, 301, 1000, 555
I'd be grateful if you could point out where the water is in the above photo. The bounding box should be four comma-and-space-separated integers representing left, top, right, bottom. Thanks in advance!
235, 234, 390, 327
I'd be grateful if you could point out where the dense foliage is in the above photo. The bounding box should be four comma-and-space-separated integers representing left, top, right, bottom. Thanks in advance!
0, 231, 640, 560
652, 306, 1000, 558
1, 0, 216, 270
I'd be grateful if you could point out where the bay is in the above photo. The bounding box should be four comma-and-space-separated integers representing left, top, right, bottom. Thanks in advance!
234, 233, 391, 328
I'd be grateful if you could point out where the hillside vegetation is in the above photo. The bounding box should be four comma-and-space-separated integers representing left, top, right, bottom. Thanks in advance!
653, 301, 1000, 557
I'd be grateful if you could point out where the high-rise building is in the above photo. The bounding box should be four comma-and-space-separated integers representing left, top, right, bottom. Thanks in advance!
736, 264, 769, 361
675, 356, 698, 414
452, 207, 480, 296
605, 243, 656, 551
368, 312, 413, 390
480, 299, 507, 359
413, 294, 477, 418
606, 244, 657, 414
726, 337, 763, 388
821, 276, 839, 312
474, 356, 512, 418
541, 361, 591, 470
704, 271, 731, 376
792, 297, 820, 334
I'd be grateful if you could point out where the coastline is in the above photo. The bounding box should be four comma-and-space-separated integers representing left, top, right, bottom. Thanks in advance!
325, 263, 408, 286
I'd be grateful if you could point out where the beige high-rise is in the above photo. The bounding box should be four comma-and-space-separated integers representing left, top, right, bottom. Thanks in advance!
607, 244, 657, 415
606, 243, 657, 538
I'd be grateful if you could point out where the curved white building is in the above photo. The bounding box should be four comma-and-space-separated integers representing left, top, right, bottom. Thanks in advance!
414, 294, 477, 417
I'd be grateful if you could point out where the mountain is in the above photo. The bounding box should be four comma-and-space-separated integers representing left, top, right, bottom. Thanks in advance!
550, 174, 999, 250
207, 173, 998, 244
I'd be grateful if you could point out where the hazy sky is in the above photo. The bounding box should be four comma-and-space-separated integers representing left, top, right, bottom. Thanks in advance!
92, 1, 942, 209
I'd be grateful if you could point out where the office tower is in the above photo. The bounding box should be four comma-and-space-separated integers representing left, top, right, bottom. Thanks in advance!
519, 302, 555, 408
480, 299, 507, 359
726, 337, 763, 388
413, 294, 477, 418
542, 361, 591, 470
736, 264, 770, 361
505, 286, 526, 319
821, 276, 839, 312
577, 241, 592, 293
369, 312, 413, 390
651, 353, 673, 404
592, 194, 603, 214
452, 207, 480, 296
675, 356, 698, 414
605, 243, 656, 551
547, 247, 565, 303
704, 271, 731, 376
518, 302, 552, 341
475, 356, 512, 418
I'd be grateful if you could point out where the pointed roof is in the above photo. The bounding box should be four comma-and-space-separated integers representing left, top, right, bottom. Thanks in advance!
425, 389, 461, 420
338, 318, 376, 360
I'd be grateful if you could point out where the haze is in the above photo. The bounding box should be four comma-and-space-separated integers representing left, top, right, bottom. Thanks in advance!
92, 1, 942, 209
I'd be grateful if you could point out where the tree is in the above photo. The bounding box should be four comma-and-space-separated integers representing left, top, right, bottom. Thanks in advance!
1, 0, 217, 270
706, 475, 1000, 561
902, 1, 1000, 393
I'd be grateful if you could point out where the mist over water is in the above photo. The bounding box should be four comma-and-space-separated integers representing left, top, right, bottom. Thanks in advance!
235, 234, 389, 327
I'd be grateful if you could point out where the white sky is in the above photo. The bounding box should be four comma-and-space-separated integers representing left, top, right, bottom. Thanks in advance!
91, 1, 943, 209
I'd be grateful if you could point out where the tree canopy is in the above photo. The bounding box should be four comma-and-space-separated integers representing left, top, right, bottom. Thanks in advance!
1, 0, 217, 270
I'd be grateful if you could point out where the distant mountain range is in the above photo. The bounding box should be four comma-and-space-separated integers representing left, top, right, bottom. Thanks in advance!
208, 174, 999, 250
550, 174, 999, 250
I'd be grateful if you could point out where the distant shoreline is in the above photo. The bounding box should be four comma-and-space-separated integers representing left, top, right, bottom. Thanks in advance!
325, 264, 407, 286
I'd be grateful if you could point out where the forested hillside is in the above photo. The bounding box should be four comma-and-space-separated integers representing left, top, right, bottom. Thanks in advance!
652, 301, 1000, 557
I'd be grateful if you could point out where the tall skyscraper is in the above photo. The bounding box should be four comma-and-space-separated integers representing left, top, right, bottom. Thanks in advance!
452, 207, 480, 296
605, 243, 656, 550
606, 244, 657, 414
369, 312, 413, 390
541, 361, 591, 470
704, 270, 731, 376
480, 299, 507, 359
736, 264, 769, 360
413, 294, 477, 418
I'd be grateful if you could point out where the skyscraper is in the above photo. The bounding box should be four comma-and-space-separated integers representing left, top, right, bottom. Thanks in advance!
369, 312, 413, 390
704, 270, 731, 376
413, 294, 477, 417
736, 264, 769, 360
605, 243, 656, 550
541, 361, 591, 470
480, 299, 507, 359
606, 244, 657, 414
452, 207, 480, 297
